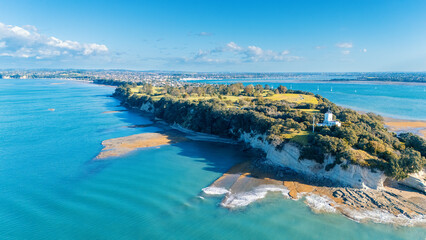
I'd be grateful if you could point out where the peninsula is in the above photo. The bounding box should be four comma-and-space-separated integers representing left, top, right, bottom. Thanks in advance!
97, 79, 426, 225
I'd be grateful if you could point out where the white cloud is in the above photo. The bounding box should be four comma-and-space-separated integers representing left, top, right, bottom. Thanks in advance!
0, 22, 108, 59
226, 41, 243, 51
336, 42, 353, 48
184, 42, 301, 64
198, 32, 212, 36
362, 48, 367, 53
341, 50, 351, 55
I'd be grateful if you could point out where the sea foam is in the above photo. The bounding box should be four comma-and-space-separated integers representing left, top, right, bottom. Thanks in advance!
202, 186, 230, 195
221, 185, 290, 208
304, 194, 337, 213
345, 208, 426, 226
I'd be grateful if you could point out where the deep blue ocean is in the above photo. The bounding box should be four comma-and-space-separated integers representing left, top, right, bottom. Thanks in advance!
0, 79, 425, 239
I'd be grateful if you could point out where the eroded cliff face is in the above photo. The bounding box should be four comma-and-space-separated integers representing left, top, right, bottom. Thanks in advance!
140, 102, 154, 113
398, 169, 426, 193
238, 132, 387, 189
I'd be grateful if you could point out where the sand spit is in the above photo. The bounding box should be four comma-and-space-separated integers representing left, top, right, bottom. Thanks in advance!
95, 120, 237, 160
384, 117, 426, 138
202, 160, 426, 226
95, 131, 187, 159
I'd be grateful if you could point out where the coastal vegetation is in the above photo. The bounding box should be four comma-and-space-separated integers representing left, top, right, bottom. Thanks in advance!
104, 79, 426, 180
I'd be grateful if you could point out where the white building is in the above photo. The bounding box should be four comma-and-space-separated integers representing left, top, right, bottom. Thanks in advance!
317, 110, 341, 127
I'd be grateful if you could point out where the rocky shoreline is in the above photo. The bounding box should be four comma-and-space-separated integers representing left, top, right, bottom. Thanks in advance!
202, 159, 426, 227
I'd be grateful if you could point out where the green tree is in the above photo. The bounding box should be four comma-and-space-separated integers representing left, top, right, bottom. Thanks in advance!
244, 84, 255, 96
277, 85, 287, 93
255, 84, 264, 93
399, 148, 425, 174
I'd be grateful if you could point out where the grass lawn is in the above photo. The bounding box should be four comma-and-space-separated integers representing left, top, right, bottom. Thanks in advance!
265, 93, 318, 104
131, 86, 318, 106
299, 109, 320, 113
280, 130, 310, 145
290, 131, 310, 145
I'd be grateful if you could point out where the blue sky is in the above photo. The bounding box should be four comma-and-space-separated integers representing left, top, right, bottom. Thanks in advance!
0, 0, 425, 72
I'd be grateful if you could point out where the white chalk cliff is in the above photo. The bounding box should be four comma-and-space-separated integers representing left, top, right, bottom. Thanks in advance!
238, 132, 386, 189
399, 169, 426, 193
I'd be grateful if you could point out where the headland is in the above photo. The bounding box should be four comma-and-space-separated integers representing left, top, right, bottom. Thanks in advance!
93, 79, 426, 226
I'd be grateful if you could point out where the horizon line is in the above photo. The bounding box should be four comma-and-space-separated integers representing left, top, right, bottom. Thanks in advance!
1, 68, 425, 74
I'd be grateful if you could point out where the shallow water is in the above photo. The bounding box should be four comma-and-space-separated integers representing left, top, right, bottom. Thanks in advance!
197, 79, 426, 120
0, 79, 425, 239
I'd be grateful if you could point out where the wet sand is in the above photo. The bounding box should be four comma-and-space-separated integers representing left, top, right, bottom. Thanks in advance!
383, 117, 426, 138
95, 131, 187, 159
203, 160, 426, 226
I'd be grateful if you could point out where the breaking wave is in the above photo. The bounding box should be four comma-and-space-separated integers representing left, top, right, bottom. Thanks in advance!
202, 186, 230, 195
221, 185, 290, 208
344, 209, 426, 226
304, 194, 337, 213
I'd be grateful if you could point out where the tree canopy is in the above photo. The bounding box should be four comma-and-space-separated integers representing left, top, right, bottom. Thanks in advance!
109, 80, 426, 180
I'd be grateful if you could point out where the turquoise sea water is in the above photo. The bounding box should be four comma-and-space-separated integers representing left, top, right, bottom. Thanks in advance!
0, 79, 425, 239
197, 79, 426, 120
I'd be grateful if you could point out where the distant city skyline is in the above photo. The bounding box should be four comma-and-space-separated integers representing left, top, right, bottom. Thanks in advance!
0, 0, 425, 72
